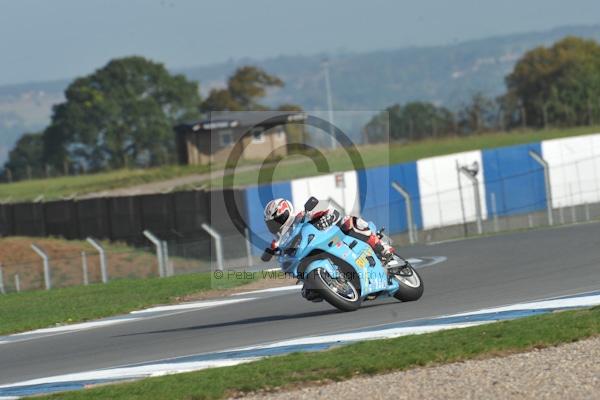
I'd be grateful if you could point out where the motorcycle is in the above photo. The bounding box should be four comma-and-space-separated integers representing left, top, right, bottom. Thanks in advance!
262, 197, 424, 312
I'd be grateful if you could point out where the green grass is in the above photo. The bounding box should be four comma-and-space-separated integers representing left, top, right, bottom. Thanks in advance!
0, 272, 256, 335
3, 125, 600, 199
0, 164, 210, 202
212, 125, 600, 187
42, 306, 600, 400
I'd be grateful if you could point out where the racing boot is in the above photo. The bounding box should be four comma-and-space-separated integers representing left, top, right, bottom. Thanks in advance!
368, 234, 395, 266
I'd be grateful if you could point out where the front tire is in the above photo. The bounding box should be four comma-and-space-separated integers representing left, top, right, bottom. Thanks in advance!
306, 268, 361, 312
390, 257, 424, 302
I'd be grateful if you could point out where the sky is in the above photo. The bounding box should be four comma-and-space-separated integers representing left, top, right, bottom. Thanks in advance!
1, 0, 600, 86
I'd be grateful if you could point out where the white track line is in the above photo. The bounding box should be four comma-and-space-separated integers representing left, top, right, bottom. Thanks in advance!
0, 297, 256, 345
4, 291, 600, 397
232, 285, 301, 296
130, 298, 253, 314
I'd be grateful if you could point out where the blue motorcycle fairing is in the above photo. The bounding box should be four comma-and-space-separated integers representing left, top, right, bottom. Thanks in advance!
277, 217, 400, 299
302, 258, 339, 282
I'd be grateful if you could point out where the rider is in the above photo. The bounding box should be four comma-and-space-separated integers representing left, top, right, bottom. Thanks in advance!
263, 198, 395, 264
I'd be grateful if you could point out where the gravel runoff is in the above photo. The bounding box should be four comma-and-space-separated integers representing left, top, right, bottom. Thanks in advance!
239, 335, 600, 400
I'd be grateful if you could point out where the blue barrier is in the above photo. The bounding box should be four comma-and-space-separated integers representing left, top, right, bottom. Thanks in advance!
245, 181, 293, 255
482, 143, 546, 216
243, 140, 552, 252
357, 163, 422, 234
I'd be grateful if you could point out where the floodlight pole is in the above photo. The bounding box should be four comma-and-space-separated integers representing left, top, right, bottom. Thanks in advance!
202, 223, 224, 271
322, 59, 336, 149
31, 244, 51, 290
87, 237, 108, 283
391, 182, 416, 244
529, 150, 554, 226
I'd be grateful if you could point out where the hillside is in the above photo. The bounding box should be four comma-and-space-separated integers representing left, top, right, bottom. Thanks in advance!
180, 24, 600, 109
3, 24, 600, 163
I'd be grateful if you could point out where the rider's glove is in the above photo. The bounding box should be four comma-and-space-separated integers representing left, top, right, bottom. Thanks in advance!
315, 213, 335, 230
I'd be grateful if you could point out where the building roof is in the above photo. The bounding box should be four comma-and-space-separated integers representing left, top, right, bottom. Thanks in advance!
175, 111, 307, 133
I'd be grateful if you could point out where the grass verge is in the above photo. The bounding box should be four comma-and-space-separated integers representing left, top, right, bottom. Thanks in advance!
0, 164, 210, 202
42, 306, 600, 400
0, 272, 256, 335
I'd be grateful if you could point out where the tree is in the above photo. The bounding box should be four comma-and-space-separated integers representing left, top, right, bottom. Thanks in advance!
364, 102, 455, 143
201, 66, 283, 113
201, 89, 240, 112
505, 36, 600, 128
457, 93, 498, 134
43, 56, 202, 171
3, 132, 44, 180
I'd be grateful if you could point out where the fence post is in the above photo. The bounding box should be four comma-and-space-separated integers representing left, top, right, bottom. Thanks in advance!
585, 203, 590, 221
0, 264, 5, 294
14, 274, 20, 292
31, 243, 51, 290
529, 151, 554, 226
456, 160, 468, 237
87, 238, 108, 283
162, 241, 173, 277
391, 182, 416, 244
569, 184, 577, 223
491, 192, 499, 233
81, 251, 89, 286
143, 230, 165, 277
559, 207, 565, 225
244, 228, 254, 268
458, 165, 483, 235
201, 223, 224, 271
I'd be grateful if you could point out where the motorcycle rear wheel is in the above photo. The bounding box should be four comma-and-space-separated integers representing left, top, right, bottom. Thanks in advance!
306, 267, 361, 312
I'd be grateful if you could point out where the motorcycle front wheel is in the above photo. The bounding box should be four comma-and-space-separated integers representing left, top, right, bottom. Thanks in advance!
306, 267, 361, 312
389, 256, 424, 302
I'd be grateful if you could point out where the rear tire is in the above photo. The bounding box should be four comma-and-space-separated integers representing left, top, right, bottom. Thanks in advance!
306, 268, 361, 312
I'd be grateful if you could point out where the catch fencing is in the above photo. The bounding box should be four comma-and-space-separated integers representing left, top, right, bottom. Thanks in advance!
0, 230, 256, 294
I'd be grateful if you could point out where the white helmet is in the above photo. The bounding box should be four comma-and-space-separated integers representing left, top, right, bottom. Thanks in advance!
264, 198, 294, 235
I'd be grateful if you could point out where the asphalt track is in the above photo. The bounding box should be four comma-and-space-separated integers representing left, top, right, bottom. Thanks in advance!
2, 222, 600, 387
